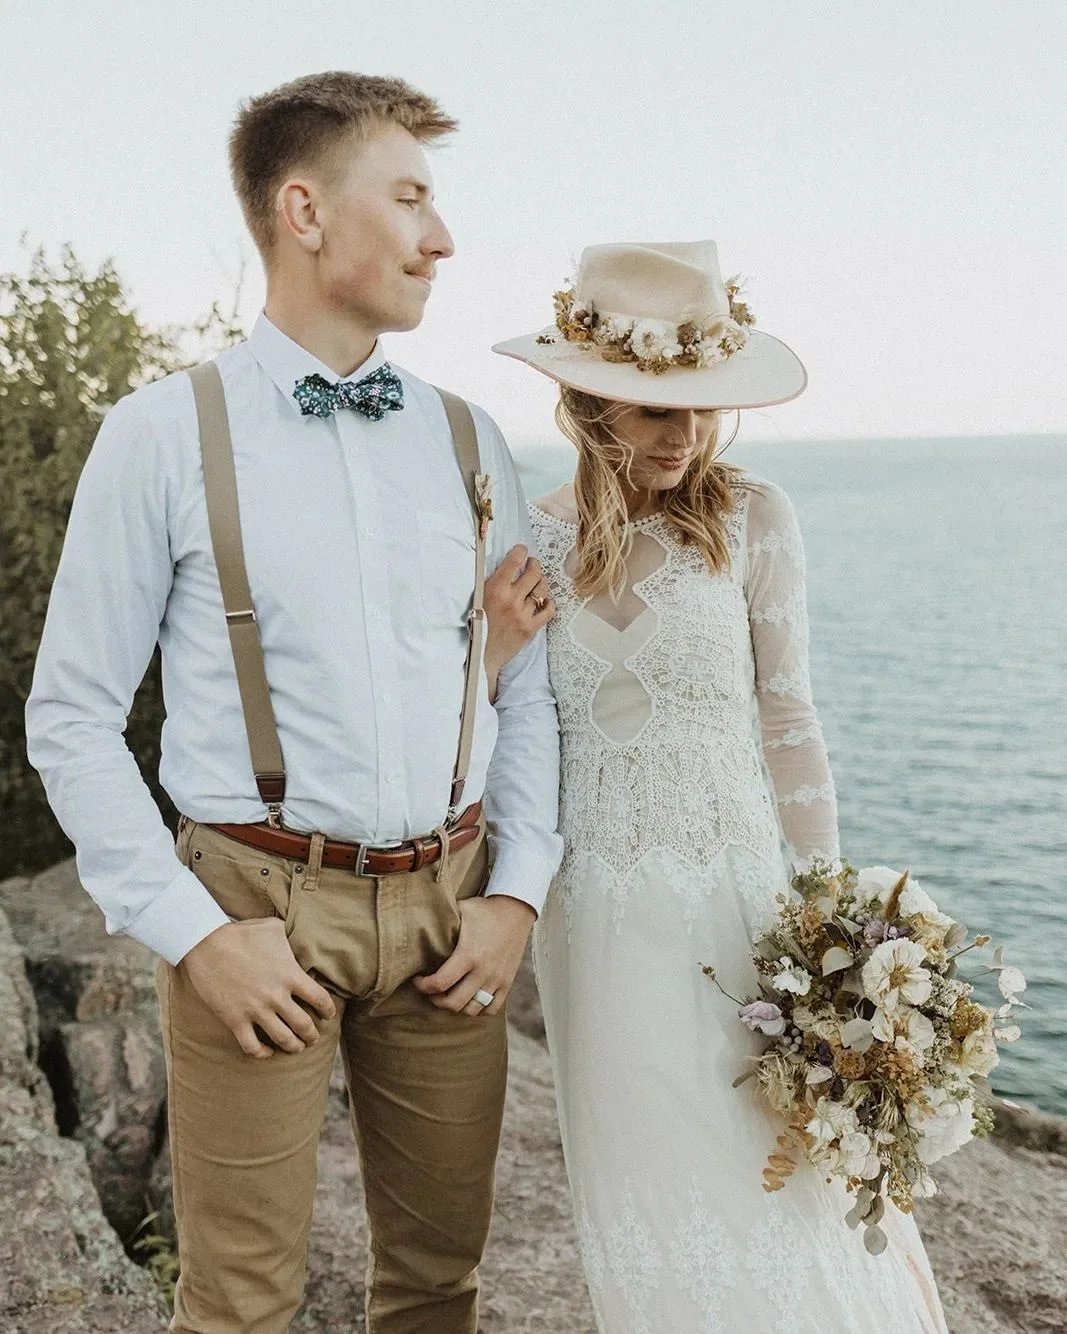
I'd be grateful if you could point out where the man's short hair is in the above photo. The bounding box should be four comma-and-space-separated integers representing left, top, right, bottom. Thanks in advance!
229, 71, 457, 258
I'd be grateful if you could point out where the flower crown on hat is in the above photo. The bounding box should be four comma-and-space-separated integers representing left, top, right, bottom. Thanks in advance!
537, 276, 755, 376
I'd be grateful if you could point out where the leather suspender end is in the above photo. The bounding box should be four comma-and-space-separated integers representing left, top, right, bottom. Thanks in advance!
255, 773, 286, 804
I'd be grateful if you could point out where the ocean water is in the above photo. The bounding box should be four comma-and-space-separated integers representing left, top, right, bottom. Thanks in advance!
513, 434, 1067, 1117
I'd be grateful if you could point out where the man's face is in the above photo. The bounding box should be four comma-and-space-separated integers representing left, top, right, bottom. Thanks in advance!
310, 121, 455, 334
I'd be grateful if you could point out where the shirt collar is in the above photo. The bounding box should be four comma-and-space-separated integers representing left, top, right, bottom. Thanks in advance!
246, 313, 388, 413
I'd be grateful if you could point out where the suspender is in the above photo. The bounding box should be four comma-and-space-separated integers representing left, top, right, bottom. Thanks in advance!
187, 361, 487, 832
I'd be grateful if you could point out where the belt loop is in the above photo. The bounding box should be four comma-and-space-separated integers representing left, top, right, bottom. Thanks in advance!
304, 831, 327, 893
433, 824, 453, 885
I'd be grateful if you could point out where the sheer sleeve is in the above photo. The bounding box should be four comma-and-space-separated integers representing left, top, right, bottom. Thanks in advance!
744, 481, 840, 867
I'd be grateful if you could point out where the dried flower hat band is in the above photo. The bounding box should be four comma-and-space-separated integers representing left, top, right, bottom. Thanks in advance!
539, 276, 755, 375
492, 240, 807, 411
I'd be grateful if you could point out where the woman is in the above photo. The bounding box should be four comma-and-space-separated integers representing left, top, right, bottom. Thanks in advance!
484, 241, 947, 1332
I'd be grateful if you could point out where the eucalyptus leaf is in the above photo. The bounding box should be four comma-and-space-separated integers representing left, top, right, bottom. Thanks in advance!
821, 945, 855, 976
867, 1194, 886, 1225
732, 1069, 758, 1088
863, 1224, 889, 1256
844, 1202, 864, 1230
841, 1017, 875, 1053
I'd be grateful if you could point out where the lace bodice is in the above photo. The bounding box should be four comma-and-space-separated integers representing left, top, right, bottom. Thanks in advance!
528, 477, 839, 884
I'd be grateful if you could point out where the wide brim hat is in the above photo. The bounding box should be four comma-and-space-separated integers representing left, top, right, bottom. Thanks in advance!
492, 240, 807, 411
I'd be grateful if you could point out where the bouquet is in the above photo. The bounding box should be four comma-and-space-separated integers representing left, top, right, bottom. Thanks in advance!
702, 861, 1027, 1256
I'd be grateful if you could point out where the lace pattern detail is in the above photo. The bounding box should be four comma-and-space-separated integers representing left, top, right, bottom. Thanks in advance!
778, 781, 836, 808
569, 1172, 934, 1334
669, 1186, 738, 1334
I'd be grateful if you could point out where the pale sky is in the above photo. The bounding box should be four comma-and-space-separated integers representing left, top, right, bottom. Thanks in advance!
2, 0, 1065, 445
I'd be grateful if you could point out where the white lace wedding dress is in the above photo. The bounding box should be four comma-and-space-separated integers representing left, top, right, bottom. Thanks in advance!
529, 479, 947, 1334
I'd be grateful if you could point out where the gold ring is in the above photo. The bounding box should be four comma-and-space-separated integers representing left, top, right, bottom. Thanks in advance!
531, 595, 548, 612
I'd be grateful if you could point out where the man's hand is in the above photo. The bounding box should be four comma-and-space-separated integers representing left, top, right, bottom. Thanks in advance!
483, 544, 554, 702
413, 895, 536, 1017
181, 918, 337, 1058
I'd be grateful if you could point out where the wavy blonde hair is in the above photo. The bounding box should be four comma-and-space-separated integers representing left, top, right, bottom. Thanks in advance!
555, 387, 748, 599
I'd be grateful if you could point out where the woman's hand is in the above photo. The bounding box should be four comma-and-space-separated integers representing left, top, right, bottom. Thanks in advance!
483, 544, 555, 701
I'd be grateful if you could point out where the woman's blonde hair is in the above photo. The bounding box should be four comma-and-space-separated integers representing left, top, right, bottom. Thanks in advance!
555, 387, 747, 599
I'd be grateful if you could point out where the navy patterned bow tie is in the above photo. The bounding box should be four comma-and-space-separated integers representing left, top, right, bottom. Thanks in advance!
292, 363, 405, 421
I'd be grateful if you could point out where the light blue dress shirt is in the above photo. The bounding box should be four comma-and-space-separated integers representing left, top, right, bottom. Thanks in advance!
26, 315, 563, 964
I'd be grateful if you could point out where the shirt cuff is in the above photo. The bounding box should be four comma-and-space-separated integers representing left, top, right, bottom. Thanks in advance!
124, 865, 233, 965
484, 842, 557, 918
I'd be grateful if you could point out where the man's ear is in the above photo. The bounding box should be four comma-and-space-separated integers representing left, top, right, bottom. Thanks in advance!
276, 179, 323, 254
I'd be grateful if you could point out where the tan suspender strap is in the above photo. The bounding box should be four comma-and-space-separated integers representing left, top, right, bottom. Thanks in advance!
188, 362, 287, 824
435, 387, 486, 820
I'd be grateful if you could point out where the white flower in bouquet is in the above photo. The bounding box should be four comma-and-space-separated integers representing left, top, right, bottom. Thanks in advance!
871, 1003, 936, 1058
806, 1097, 858, 1144
854, 865, 904, 905
896, 875, 946, 922
771, 957, 813, 996
839, 1130, 882, 1180
862, 937, 932, 1011
629, 319, 683, 364
951, 1026, 1000, 1078
905, 1086, 975, 1165
812, 1014, 843, 1042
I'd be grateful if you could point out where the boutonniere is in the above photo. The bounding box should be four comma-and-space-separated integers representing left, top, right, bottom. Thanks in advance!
475, 473, 494, 540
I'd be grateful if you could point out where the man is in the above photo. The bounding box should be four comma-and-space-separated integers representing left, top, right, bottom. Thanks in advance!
25, 71, 561, 1333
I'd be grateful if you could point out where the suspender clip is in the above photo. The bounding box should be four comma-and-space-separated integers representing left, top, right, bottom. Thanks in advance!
225, 608, 258, 625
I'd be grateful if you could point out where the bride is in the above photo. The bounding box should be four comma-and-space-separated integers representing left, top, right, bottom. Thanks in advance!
484, 241, 948, 1332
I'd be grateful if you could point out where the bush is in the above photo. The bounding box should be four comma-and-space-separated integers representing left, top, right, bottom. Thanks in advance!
0, 246, 243, 878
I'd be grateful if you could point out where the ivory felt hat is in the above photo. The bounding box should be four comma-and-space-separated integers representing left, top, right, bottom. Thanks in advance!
492, 240, 807, 410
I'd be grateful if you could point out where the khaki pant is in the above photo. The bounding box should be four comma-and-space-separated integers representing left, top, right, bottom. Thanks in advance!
157, 815, 507, 1334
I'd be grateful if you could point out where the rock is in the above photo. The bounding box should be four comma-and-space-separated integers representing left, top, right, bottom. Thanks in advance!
52, 1012, 167, 1241
0, 863, 166, 1241
916, 1128, 1067, 1333
0, 904, 168, 1332
0, 862, 157, 1036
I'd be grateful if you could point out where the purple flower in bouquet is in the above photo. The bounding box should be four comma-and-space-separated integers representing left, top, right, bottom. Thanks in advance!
739, 1001, 787, 1036
863, 919, 910, 947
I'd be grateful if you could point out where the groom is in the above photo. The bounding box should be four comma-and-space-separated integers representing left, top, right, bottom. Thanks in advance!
25, 71, 561, 1333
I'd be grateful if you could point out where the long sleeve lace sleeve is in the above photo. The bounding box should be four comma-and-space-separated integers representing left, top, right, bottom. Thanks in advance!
744, 481, 840, 868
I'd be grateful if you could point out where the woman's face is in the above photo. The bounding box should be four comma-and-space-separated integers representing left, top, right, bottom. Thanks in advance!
608, 404, 719, 494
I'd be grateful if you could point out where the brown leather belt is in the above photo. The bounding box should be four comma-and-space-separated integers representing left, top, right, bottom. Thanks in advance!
207, 801, 483, 877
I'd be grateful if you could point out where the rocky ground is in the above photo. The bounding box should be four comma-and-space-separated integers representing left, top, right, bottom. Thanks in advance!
1, 859, 1065, 1333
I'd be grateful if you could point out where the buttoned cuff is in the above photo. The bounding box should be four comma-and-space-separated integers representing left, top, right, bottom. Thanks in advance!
483, 843, 556, 918
124, 865, 233, 965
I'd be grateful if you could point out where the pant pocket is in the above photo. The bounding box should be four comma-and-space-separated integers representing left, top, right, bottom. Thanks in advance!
184, 824, 290, 923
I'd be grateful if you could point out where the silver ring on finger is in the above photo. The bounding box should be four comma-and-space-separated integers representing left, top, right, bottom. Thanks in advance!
473, 988, 496, 1008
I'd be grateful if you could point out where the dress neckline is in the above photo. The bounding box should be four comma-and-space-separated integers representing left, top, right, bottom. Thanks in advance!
529, 505, 667, 536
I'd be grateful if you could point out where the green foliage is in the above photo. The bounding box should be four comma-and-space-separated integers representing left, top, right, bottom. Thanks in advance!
129, 1212, 180, 1310
0, 244, 245, 878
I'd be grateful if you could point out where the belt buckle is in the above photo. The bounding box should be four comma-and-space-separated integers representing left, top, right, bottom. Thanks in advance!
354, 838, 405, 877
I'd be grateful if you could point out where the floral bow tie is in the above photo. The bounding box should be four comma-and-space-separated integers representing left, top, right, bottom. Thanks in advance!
293, 363, 405, 421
